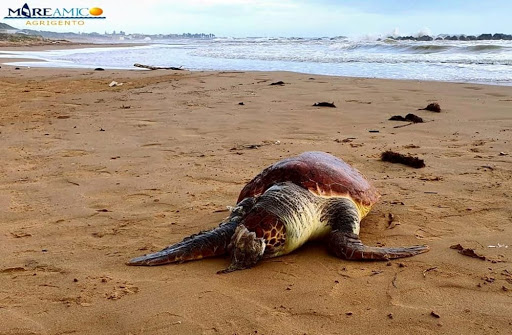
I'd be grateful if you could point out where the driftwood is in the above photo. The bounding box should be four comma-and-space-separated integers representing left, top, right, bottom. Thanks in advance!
134, 63, 184, 70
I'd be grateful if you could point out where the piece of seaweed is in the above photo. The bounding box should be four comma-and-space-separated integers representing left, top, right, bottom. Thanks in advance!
419, 102, 441, 113
389, 114, 423, 123
313, 102, 336, 108
405, 113, 424, 123
381, 150, 425, 168
389, 115, 407, 121
450, 244, 486, 260
270, 81, 285, 86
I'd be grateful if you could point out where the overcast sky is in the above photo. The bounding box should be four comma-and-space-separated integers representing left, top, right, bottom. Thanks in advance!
4, 0, 511, 37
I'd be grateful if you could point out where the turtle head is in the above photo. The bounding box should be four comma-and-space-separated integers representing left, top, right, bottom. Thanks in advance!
218, 225, 265, 274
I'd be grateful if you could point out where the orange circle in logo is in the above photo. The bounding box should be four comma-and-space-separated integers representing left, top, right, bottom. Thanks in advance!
89, 7, 103, 16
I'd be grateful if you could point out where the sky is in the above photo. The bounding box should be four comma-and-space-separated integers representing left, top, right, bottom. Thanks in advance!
2, 0, 512, 37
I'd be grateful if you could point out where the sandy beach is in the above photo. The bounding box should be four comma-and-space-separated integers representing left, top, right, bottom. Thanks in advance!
0, 63, 511, 334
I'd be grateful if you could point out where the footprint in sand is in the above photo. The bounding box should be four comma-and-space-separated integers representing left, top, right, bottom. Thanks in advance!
58, 276, 139, 307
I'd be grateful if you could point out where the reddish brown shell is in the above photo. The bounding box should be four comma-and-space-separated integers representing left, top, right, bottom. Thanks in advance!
237, 151, 380, 207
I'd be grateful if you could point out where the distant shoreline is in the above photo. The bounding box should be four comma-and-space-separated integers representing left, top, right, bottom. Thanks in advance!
0, 41, 146, 50
0, 42, 149, 66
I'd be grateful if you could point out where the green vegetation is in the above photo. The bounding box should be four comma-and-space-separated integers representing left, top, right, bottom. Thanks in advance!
0, 33, 45, 43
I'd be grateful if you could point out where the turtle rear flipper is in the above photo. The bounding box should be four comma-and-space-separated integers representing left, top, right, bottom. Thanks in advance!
127, 198, 255, 266
327, 231, 429, 260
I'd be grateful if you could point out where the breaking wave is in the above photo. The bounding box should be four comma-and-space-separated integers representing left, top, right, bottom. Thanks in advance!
2, 37, 512, 85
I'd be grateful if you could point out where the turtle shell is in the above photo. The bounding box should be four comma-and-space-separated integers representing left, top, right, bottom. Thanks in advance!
237, 152, 380, 210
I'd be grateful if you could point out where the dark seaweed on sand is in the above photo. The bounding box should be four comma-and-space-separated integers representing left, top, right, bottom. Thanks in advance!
313, 102, 336, 107
389, 113, 424, 123
270, 81, 285, 86
381, 150, 425, 168
419, 102, 441, 113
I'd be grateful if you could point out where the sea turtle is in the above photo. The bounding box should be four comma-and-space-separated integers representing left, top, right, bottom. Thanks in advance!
127, 151, 429, 273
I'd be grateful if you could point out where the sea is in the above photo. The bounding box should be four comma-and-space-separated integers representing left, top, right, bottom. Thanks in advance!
1, 37, 512, 85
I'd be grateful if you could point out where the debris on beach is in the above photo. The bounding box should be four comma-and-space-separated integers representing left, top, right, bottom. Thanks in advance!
423, 266, 438, 277
270, 81, 285, 86
313, 102, 336, 108
381, 150, 425, 168
418, 175, 442, 181
369, 130, 380, 133
238, 102, 245, 105
109, 81, 123, 87
134, 63, 183, 70
419, 102, 441, 113
94, 68, 105, 71
450, 244, 486, 260
334, 137, 356, 143
387, 213, 400, 229
345, 99, 372, 104
389, 113, 424, 123
404, 113, 424, 122
487, 243, 508, 248
392, 123, 414, 129
230, 140, 280, 151
231, 144, 262, 150
430, 311, 441, 318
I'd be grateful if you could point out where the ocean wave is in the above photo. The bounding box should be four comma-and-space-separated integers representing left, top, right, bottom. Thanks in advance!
329, 42, 509, 54
466, 44, 505, 52
405, 45, 451, 53
190, 48, 512, 66
4, 39, 512, 85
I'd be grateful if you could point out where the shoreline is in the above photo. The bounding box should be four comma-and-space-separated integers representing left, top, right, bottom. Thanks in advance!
1, 60, 510, 88
1, 60, 511, 335
2, 42, 512, 86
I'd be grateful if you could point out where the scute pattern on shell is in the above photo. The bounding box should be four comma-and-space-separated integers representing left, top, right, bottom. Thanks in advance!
237, 152, 380, 208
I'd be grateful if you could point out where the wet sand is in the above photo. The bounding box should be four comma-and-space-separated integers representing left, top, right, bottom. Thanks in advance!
0, 65, 511, 334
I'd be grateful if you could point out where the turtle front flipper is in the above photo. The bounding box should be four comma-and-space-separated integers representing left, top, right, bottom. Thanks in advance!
127, 197, 256, 266
327, 231, 429, 260
323, 198, 429, 261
